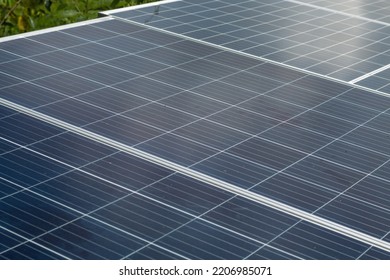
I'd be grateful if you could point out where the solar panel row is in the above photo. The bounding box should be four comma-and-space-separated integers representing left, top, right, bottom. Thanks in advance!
1, 1, 390, 259
104, 0, 390, 93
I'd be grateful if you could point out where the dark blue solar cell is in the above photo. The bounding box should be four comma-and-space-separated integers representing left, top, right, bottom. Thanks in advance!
140, 173, 233, 215
207, 107, 280, 135
342, 126, 390, 156
0, 59, 60, 81
99, 35, 156, 53
359, 247, 390, 260
203, 196, 299, 243
0, 106, 15, 119
0, 49, 19, 63
37, 217, 147, 260
168, 40, 221, 57
0, 72, 22, 88
247, 246, 300, 260
358, 75, 389, 90
221, 72, 283, 94
288, 111, 358, 138
137, 133, 218, 166
227, 137, 306, 170
31, 170, 128, 213
0, 227, 24, 253
373, 161, 390, 181
139, 46, 195, 66
67, 42, 127, 61
192, 152, 275, 189
207, 51, 263, 70
1, 242, 65, 260
123, 102, 199, 131
248, 63, 306, 83
0, 114, 64, 145
346, 176, 390, 210
92, 194, 192, 241
252, 173, 337, 212
173, 120, 250, 150
130, 28, 183, 45
85, 115, 163, 146
82, 152, 174, 191
0, 139, 18, 155
0, 148, 70, 187
31, 31, 88, 48
265, 84, 331, 108
0, 38, 55, 57
365, 113, 390, 134
156, 219, 260, 260
284, 156, 364, 192
36, 98, 113, 126
114, 76, 182, 101
92, 19, 145, 34
61, 24, 118, 41
314, 140, 389, 173
159, 91, 229, 117
77, 87, 148, 113
71, 63, 136, 85
260, 123, 334, 153
107, 54, 168, 75
292, 76, 351, 97
339, 88, 390, 112
315, 99, 380, 124
240, 95, 305, 121
177, 59, 238, 79
148, 68, 212, 90
0, 83, 65, 108
270, 221, 370, 260
0, 191, 79, 238
33, 72, 104, 96
31, 50, 95, 71
0, 178, 21, 199
316, 195, 390, 238
31, 132, 116, 167
126, 245, 186, 260
192, 81, 258, 105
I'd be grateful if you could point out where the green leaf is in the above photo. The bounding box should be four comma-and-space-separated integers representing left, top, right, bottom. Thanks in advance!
110, 0, 120, 8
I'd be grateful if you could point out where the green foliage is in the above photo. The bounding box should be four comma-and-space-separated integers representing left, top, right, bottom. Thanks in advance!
0, 0, 159, 37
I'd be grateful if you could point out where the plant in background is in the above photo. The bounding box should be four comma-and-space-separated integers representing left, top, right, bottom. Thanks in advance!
0, 0, 158, 37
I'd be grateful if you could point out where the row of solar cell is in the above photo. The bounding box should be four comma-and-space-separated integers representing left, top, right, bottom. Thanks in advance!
1, 112, 388, 259
107, 0, 390, 86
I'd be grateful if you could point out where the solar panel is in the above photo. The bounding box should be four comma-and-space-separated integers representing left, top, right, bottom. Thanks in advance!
1, 0, 390, 260
103, 0, 390, 94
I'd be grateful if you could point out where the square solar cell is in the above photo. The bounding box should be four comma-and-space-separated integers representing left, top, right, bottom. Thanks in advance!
284, 156, 365, 192
77, 87, 148, 113
137, 133, 218, 166
0, 83, 65, 108
227, 137, 306, 170
123, 102, 199, 131
36, 98, 113, 126
0, 59, 60, 81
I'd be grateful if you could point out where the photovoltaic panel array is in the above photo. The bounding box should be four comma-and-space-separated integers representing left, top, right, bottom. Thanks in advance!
295, 0, 390, 24
0, 2, 390, 260
103, 0, 390, 94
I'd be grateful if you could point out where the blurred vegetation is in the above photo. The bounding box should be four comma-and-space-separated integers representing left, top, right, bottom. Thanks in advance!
0, 0, 159, 37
